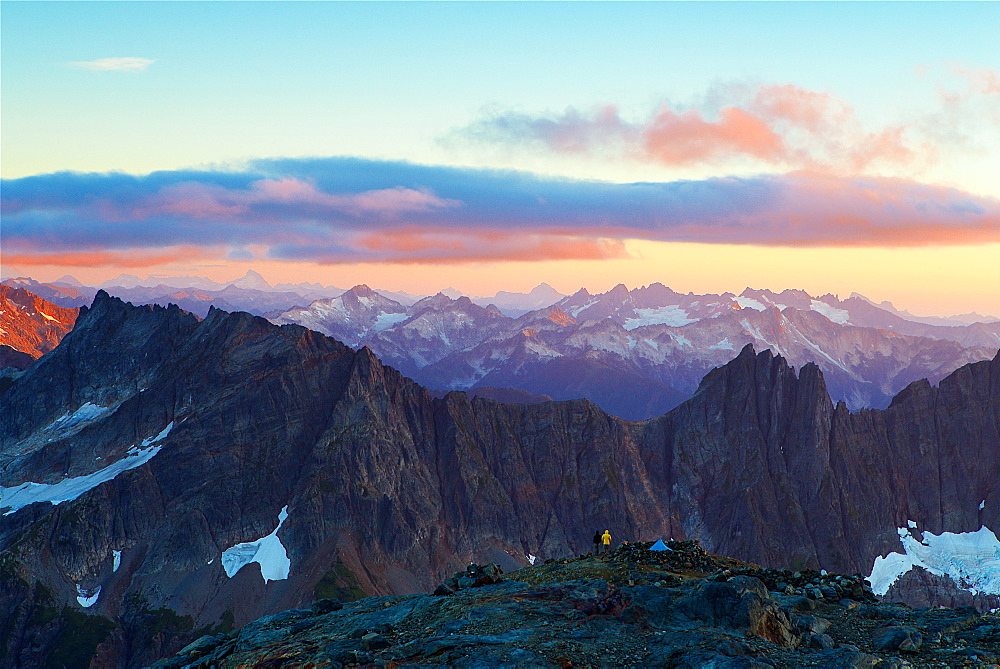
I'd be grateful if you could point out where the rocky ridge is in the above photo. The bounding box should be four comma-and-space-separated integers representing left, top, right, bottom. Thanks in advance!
1, 292, 998, 666
155, 541, 1000, 668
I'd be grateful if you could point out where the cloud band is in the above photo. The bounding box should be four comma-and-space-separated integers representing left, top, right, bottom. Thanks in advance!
3, 158, 998, 266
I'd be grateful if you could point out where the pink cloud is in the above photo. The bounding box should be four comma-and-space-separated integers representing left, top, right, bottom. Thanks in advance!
679, 174, 1000, 247
643, 105, 785, 164
113, 178, 459, 222
457, 82, 931, 173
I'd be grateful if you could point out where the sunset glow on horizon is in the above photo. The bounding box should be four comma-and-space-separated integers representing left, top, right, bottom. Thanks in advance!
3, 2, 998, 316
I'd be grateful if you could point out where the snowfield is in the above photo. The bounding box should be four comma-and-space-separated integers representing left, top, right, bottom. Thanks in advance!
0, 422, 174, 515
45, 402, 112, 432
623, 306, 698, 330
221, 506, 291, 582
810, 299, 851, 325
869, 523, 1000, 597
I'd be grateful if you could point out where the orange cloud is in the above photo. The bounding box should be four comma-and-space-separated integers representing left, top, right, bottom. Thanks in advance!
5, 246, 217, 268
346, 230, 627, 264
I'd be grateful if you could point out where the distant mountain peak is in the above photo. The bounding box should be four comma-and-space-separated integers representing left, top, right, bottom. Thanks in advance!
101, 273, 145, 289
347, 284, 377, 297
230, 269, 272, 291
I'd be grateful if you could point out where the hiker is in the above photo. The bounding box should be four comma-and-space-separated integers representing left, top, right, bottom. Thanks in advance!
592, 531, 601, 554
601, 529, 612, 553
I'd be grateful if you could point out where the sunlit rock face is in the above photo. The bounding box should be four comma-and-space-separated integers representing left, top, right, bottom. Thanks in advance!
0, 285, 79, 368
1, 291, 998, 666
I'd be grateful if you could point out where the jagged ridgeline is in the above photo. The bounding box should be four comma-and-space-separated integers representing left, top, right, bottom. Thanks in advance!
1, 291, 998, 666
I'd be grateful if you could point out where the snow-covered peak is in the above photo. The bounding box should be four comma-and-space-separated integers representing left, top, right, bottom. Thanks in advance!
734, 296, 767, 311
809, 299, 850, 324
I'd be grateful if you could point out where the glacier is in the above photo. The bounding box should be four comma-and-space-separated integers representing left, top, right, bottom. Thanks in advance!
623, 306, 697, 330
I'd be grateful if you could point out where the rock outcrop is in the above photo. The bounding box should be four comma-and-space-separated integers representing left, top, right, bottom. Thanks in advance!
153, 543, 1000, 668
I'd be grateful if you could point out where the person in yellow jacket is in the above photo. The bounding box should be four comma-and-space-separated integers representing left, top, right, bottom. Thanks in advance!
601, 529, 612, 553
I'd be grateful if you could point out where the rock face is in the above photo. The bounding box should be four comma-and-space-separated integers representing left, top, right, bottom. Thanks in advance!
1, 292, 998, 666
0, 285, 79, 367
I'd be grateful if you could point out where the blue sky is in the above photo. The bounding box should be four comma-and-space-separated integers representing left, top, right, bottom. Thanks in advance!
5, 2, 996, 182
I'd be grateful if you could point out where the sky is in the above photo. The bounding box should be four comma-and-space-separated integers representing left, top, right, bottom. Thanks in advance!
2, 2, 999, 316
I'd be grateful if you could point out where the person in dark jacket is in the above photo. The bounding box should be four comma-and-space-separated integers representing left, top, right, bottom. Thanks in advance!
593, 531, 602, 554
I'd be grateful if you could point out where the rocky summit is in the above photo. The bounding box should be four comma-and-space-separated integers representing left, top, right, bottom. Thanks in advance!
155, 541, 1000, 668
1, 292, 999, 667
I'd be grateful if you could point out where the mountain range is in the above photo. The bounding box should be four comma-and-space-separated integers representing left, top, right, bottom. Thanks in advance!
5, 275, 998, 420
1, 291, 998, 665
0, 273, 568, 319
268, 283, 1000, 419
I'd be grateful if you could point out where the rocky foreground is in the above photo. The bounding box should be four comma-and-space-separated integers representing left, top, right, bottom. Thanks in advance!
154, 541, 1000, 668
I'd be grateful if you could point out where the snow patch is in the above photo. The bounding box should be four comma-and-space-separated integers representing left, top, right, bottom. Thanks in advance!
734, 297, 766, 311
907, 520, 917, 529
981, 500, 986, 510
525, 340, 560, 359
569, 299, 598, 317
0, 423, 173, 516
39, 311, 60, 322
810, 299, 850, 324
623, 306, 697, 330
740, 319, 766, 343
671, 334, 693, 347
46, 402, 112, 432
373, 311, 408, 332
76, 584, 101, 608
221, 506, 291, 583
527, 554, 537, 565
708, 338, 735, 351
112, 550, 121, 572
868, 524, 1000, 597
